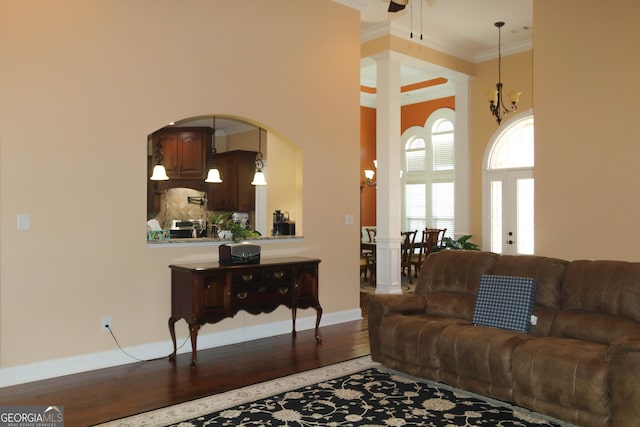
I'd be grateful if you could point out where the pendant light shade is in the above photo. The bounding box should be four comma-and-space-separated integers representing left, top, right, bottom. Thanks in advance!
205, 168, 222, 183
150, 164, 169, 181
251, 170, 267, 186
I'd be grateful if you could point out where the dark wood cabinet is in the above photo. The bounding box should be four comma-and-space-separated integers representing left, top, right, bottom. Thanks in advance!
153, 128, 210, 179
147, 127, 212, 215
168, 257, 322, 366
207, 150, 257, 211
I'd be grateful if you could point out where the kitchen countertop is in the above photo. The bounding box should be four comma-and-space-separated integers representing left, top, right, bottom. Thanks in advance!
147, 235, 302, 247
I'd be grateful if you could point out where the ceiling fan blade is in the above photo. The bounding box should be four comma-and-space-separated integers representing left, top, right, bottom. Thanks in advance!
388, 0, 408, 13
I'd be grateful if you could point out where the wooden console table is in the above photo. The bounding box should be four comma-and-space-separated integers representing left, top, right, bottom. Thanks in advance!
168, 256, 322, 366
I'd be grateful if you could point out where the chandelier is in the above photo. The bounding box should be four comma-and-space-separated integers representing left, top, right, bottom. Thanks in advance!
487, 22, 521, 125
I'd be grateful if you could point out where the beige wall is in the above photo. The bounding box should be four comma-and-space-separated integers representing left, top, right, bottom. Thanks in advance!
533, 0, 640, 261
0, 0, 360, 373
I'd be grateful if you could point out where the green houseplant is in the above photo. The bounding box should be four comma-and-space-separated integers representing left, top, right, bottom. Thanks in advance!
431, 234, 480, 252
210, 213, 260, 242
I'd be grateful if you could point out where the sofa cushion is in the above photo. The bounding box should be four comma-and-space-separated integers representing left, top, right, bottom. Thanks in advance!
472, 275, 537, 333
378, 313, 469, 380
562, 260, 640, 320
513, 337, 609, 426
554, 260, 640, 343
490, 255, 567, 309
418, 251, 499, 320
439, 324, 535, 402
490, 255, 567, 336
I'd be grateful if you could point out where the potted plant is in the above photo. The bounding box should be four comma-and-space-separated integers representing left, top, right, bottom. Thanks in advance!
227, 222, 260, 242
210, 213, 260, 242
431, 235, 480, 252
210, 213, 233, 239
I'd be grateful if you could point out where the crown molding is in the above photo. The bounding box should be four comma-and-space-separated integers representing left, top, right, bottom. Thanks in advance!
334, 0, 371, 12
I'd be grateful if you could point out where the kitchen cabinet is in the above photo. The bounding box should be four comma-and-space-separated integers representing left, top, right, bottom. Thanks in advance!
152, 127, 210, 179
147, 127, 211, 214
208, 150, 257, 211
168, 257, 322, 366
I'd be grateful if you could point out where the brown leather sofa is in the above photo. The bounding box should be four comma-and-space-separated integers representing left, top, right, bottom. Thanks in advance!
367, 250, 640, 427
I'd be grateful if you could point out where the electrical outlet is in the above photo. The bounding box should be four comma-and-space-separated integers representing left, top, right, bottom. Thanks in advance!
101, 315, 112, 332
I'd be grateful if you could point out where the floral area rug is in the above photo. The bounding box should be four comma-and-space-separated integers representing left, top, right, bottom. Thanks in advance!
97, 356, 573, 427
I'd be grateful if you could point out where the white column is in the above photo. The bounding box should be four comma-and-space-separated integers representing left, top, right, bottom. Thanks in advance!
454, 77, 470, 236
374, 51, 403, 294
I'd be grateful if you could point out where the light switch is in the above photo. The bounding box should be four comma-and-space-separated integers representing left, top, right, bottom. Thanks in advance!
344, 214, 354, 225
17, 213, 30, 231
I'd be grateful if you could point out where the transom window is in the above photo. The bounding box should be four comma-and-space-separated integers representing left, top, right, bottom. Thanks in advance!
487, 116, 534, 169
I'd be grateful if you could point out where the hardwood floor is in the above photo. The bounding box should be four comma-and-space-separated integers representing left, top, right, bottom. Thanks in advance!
0, 296, 371, 427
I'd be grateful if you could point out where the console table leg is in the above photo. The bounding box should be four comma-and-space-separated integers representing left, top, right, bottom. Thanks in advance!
168, 317, 178, 362
189, 323, 201, 367
291, 306, 298, 339
314, 304, 323, 343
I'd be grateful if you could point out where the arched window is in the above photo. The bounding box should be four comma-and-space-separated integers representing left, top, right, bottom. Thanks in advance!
402, 108, 455, 236
487, 116, 534, 169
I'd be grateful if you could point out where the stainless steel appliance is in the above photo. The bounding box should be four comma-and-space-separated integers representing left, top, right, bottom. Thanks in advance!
232, 212, 250, 229
272, 210, 295, 236
170, 219, 206, 238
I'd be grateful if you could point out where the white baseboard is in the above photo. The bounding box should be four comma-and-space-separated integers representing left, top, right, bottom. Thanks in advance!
0, 309, 362, 388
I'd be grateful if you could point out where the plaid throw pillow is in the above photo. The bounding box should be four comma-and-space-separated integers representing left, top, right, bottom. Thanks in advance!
472, 274, 538, 333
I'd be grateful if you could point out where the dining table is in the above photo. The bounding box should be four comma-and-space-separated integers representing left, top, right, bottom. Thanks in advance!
360, 239, 430, 286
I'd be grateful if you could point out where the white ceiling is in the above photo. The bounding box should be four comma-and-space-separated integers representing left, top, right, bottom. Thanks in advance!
358, 0, 533, 62
339, 0, 533, 104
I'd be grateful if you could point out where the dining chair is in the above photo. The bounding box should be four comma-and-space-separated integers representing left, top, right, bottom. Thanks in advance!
360, 252, 371, 280
400, 230, 418, 283
426, 227, 447, 250
409, 230, 428, 280
410, 228, 447, 278
366, 228, 377, 243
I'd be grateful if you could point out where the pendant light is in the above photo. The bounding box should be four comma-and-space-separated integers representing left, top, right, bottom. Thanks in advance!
205, 116, 223, 183
150, 138, 169, 181
487, 21, 521, 125
251, 127, 267, 186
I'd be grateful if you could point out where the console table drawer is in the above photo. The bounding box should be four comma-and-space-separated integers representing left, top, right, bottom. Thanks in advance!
231, 270, 264, 285
263, 266, 292, 283
230, 283, 293, 310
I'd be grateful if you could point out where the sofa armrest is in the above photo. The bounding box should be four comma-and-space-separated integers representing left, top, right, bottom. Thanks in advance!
366, 293, 426, 361
606, 335, 640, 426
367, 293, 426, 317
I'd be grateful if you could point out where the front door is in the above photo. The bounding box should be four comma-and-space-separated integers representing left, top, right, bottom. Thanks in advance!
487, 169, 534, 255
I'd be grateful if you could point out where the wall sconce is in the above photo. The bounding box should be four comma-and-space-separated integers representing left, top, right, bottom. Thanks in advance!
205, 116, 223, 183
360, 159, 403, 190
487, 21, 521, 125
251, 127, 267, 186
361, 159, 377, 189
362, 169, 376, 188
150, 140, 169, 181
